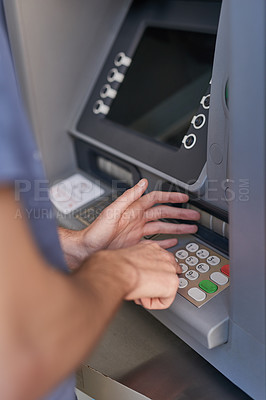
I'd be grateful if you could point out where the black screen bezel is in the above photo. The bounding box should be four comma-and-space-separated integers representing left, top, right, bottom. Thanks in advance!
75, 0, 221, 188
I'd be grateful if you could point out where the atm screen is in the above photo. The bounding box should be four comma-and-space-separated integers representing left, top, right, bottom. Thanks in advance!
76, 1, 221, 188
107, 27, 216, 149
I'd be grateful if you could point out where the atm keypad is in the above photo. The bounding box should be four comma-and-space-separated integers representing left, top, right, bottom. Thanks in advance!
175, 241, 229, 308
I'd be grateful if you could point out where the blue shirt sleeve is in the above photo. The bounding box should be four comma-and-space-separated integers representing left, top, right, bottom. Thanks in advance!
0, 4, 34, 183
0, 5, 76, 398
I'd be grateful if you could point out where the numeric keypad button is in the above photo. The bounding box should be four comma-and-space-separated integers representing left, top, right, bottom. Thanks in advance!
207, 255, 221, 266
185, 270, 199, 281
210, 272, 228, 286
186, 242, 199, 252
221, 264, 230, 276
188, 287, 206, 302
196, 263, 210, 273
175, 249, 189, 259
185, 256, 198, 266
179, 278, 188, 289
179, 263, 188, 273
196, 249, 209, 259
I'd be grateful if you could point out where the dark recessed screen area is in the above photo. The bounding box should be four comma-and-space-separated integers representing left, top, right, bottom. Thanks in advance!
107, 27, 216, 149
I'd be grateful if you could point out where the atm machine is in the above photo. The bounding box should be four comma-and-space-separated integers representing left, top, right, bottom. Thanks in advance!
4, 0, 266, 399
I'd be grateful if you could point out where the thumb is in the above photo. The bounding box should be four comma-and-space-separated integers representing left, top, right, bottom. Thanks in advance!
111, 179, 148, 216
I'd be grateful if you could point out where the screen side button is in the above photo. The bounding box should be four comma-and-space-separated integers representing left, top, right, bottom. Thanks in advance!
191, 114, 206, 129
182, 134, 197, 149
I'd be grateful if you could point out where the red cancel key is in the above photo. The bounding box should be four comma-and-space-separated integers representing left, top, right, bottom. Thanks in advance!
221, 264, 230, 276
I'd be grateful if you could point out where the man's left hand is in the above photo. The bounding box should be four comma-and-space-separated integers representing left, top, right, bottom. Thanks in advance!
59, 179, 200, 269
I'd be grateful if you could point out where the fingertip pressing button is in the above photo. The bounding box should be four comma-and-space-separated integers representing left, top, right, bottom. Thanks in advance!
179, 263, 188, 273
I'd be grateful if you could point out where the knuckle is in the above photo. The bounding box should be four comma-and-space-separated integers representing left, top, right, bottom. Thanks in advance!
141, 239, 153, 246
155, 207, 163, 218
150, 241, 161, 250
161, 250, 175, 264
147, 191, 157, 204
144, 208, 154, 221
167, 251, 176, 264
151, 242, 161, 251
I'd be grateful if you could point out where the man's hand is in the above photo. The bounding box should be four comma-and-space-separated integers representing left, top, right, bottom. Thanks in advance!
59, 179, 200, 269
78, 240, 182, 310
0, 186, 182, 400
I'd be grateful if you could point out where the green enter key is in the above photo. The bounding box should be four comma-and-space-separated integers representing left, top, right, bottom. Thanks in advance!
199, 280, 218, 293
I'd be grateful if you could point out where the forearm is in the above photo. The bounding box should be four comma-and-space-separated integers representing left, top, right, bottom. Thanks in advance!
1, 255, 129, 400
1, 183, 181, 400
0, 188, 133, 400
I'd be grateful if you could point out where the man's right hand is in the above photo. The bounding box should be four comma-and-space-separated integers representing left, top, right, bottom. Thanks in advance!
83, 241, 182, 310
0, 187, 181, 400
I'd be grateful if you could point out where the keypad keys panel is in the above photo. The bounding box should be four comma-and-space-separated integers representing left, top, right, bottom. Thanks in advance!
175, 240, 229, 308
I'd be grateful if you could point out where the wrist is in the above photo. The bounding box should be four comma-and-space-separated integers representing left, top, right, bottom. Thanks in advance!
79, 249, 139, 298
58, 228, 90, 270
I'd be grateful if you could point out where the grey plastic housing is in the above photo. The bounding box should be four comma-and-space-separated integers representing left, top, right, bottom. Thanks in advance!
204, 2, 230, 213
152, 234, 229, 350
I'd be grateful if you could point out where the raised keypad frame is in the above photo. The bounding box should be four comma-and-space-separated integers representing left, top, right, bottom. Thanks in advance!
175, 240, 229, 308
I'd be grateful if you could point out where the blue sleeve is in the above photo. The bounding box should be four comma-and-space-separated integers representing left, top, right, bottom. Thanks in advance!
0, 5, 33, 183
